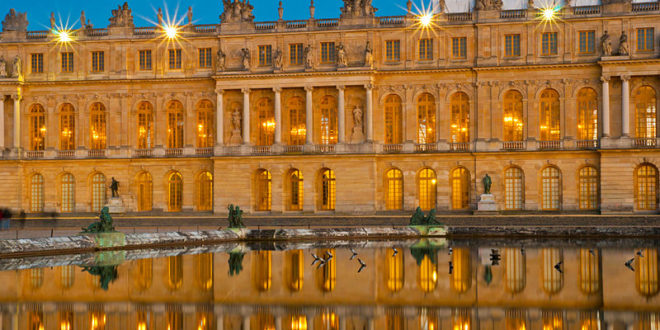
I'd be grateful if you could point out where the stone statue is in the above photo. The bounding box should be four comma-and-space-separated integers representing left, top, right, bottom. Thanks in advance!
482, 174, 492, 194
12, 55, 21, 78
617, 31, 629, 56
278, 1, 284, 20
216, 49, 226, 71
350, 106, 365, 143
340, 0, 377, 19
528, 0, 535, 9
2, 9, 28, 32
364, 41, 374, 68
273, 48, 283, 70
110, 177, 119, 198
407, 0, 413, 14
241, 48, 251, 70
81, 207, 116, 233
109, 2, 134, 28
220, 0, 255, 23
0, 57, 7, 78
337, 44, 348, 67
437, 0, 446, 12
304, 44, 314, 69
187, 6, 193, 24
475, 0, 503, 10
157, 8, 163, 26
601, 31, 612, 56
86, 19, 93, 30
50, 12, 55, 29
80, 10, 86, 29
227, 204, 245, 228
230, 107, 243, 144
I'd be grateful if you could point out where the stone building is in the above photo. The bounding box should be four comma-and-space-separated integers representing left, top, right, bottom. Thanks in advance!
0, 0, 659, 215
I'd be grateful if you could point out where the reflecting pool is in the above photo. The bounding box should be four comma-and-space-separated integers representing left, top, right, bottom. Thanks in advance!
0, 238, 659, 329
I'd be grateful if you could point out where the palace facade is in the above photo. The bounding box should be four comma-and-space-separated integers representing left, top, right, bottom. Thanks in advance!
0, 0, 660, 215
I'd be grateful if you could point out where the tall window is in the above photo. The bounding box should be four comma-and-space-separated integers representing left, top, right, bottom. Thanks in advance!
541, 166, 561, 211
451, 37, 467, 59
166, 306, 182, 330
31, 53, 43, 73
257, 97, 275, 146
418, 253, 437, 292
290, 43, 304, 65
320, 169, 336, 211
197, 100, 214, 148
419, 168, 437, 211
289, 169, 303, 211
30, 174, 44, 213
198, 48, 212, 68
287, 97, 305, 145
450, 92, 470, 143
256, 169, 272, 211
167, 255, 183, 289
320, 42, 336, 64
452, 248, 471, 293
386, 168, 403, 210
167, 101, 184, 149
253, 251, 272, 291
61, 173, 75, 213
135, 259, 153, 290
451, 167, 470, 210
320, 96, 338, 145
419, 38, 433, 60
635, 248, 659, 297
635, 164, 658, 211
387, 248, 404, 292
505, 167, 524, 210
169, 49, 182, 69
259, 45, 273, 66
634, 86, 657, 139
135, 102, 154, 149
539, 89, 560, 141
504, 248, 526, 293
542, 248, 563, 294
505, 34, 521, 57
386, 40, 401, 62
91, 51, 104, 72
579, 166, 599, 210
136, 171, 152, 212
194, 253, 213, 291
577, 88, 598, 141
417, 93, 436, 144
91, 173, 106, 212
139, 50, 152, 70
384, 94, 402, 144
168, 172, 183, 212
316, 249, 336, 291
59, 265, 75, 289
197, 171, 213, 211
285, 250, 304, 291
579, 248, 600, 294
60, 103, 75, 150
29, 104, 46, 151
542, 32, 558, 55
503, 90, 524, 141
579, 31, 595, 54
90, 102, 107, 149
637, 28, 655, 52
61, 52, 73, 72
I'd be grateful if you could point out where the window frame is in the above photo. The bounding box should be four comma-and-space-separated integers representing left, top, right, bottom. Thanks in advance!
168, 49, 182, 70
541, 32, 558, 56
637, 27, 655, 52
198, 48, 212, 69
61, 52, 74, 73
139, 50, 152, 71
289, 43, 304, 66
258, 45, 273, 67
91, 51, 105, 73
505, 34, 521, 58
386, 40, 401, 62
30, 53, 44, 73
418, 38, 433, 61
320, 42, 336, 64
451, 37, 467, 59
578, 30, 596, 54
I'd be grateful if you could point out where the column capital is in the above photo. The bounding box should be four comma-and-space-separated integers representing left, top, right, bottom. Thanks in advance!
336, 85, 345, 91
273, 87, 282, 93
600, 76, 610, 83
621, 75, 631, 82
364, 83, 374, 90
304, 85, 314, 92
215, 88, 224, 94
241, 88, 251, 94
10, 94, 21, 101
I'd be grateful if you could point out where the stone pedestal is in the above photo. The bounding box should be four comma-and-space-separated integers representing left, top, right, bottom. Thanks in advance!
477, 194, 497, 213
105, 197, 125, 214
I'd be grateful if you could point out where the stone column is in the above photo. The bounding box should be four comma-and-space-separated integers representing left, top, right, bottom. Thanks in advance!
337, 86, 345, 143
621, 75, 630, 137
305, 86, 313, 144
601, 76, 610, 137
0, 95, 4, 149
242, 88, 250, 144
216, 89, 224, 145
12, 93, 21, 149
365, 84, 373, 141
274, 87, 282, 144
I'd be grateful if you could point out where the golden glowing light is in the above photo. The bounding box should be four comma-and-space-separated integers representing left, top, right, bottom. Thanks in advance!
408, 0, 442, 37
57, 30, 72, 42
419, 13, 433, 27
164, 25, 179, 39
542, 7, 557, 20
532, 0, 564, 31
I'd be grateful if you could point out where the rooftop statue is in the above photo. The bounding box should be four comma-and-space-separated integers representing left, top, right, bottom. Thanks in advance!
109, 2, 134, 28
475, 0, 503, 11
340, 0, 377, 19
2, 9, 28, 32
221, 0, 255, 23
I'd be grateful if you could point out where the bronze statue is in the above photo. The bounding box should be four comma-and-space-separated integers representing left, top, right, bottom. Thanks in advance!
483, 174, 492, 194
82, 207, 116, 233
110, 177, 119, 198
409, 207, 440, 226
228, 204, 245, 228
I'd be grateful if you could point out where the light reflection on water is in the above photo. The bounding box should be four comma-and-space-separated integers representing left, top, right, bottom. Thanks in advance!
0, 239, 658, 329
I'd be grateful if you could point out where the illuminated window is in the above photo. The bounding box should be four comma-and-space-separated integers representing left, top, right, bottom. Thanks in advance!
197, 171, 213, 211
539, 89, 560, 141
316, 249, 336, 292
503, 90, 524, 141
320, 96, 338, 145
166, 306, 182, 330
135, 258, 153, 291
506, 310, 527, 330
634, 86, 657, 139
196, 100, 214, 148
387, 248, 404, 292
637, 313, 660, 330
286, 314, 308, 330
28, 308, 43, 330
451, 92, 470, 143
60, 103, 76, 150
59, 265, 75, 289
168, 172, 183, 212
198, 48, 212, 68
505, 248, 525, 293
61, 52, 73, 72
320, 42, 336, 64
636, 248, 659, 297
253, 251, 272, 291
286, 250, 304, 291
542, 248, 563, 294
30, 174, 44, 213
386, 40, 401, 62
320, 169, 336, 211
289, 169, 304, 211
451, 167, 470, 210
451, 37, 467, 59
417, 93, 436, 144
505, 167, 524, 210
290, 43, 304, 65
287, 96, 306, 145
636, 164, 658, 211
542, 32, 558, 55
91, 51, 104, 72
418, 254, 437, 292
30, 53, 43, 73
386, 308, 405, 330
419, 38, 433, 60
505, 34, 521, 57
577, 88, 599, 141
256, 169, 272, 211
451, 248, 471, 293
59, 309, 73, 330
29, 104, 46, 151
91, 173, 106, 212
579, 30, 596, 54
167, 255, 183, 290
637, 28, 655, 51
579, 166, 599, 210
541, 166, 561, 210
384, 94, 403, 144
136, 171, 152, 212
542, 310, 563, 330
137, 101, 154, 149
139, 50, 152, 70
167, 101, 184, 149
194, 253, 213, 291
257, 97, 275, 146
386, 169, 403, 210
418, 168, 437, 211
61, 173, 75, 213
253, 313, 276, 330
196, 307, 215, 330
90, 102, 106, 149
259, 45, 273, 66
579, 311, 600, 330
579, 248, 600, 294
169, 49, 182, 69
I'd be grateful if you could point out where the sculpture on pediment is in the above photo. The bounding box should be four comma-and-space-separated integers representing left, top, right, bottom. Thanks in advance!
80, 11, 86, 29
109, 2, 134, 28
216, 49, 226, 72
50, 12, 55, 29
221, 0, 255, 23
0, 57, 7, 78
340, 0, 377, 19
617, 31, 629, 56
241, 48, 251, 70
364, 41, 374, 68
157, 8, 163, 26
2, 9, 28, 32
337, 44, 348, 67
12, 55, 21, 78
187, 6, 193, 24
602, 0, 632, 4
475, 0, 503, 11
273, 48, 283, 70
601, 31, 612, 56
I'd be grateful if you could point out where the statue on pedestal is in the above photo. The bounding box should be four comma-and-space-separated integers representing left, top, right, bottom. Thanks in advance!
157, 8, 163, 26
601, 31, 612, 56
12, 56, 21, 78
221, 0, 255, 23
304, 44, 314, 69
82, 207, 116, 233
228, 204, 245, 228
216, 49, 226, 72
364, 41, 374, 68
617, 31, 629, 56
0, 57, 7, 78
80, 10, 86, 29
109, 2, 134, 28
340, 0, 377, 18
50, 12, 55, 29
273, 48, 283, 70
482, 174, 492, 194
337, 44, 348, 67
241, 48, 251, 70
350, 106, 365, 143
110, 177, 119, 198
229, 107, 243, 144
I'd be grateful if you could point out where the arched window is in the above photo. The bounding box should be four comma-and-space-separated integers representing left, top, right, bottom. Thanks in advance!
505, 167, 524, 210
28, 268, 44, 289
504, 248, 525, 293
256, 97, 275, 146
579, 166, 599, 210
419, 168, 437, 211
59, 265, 75, 289
386, 168, 403, 210
90, 102, 107, 149
579, 248, 600, 295
253, 251, 272, 291
452, 309, 470, 330
196, 171, 213, 211
542, 248, 563, 294
61, 173, 75, 213
541, 166, 561, 211
451, 167, 470, 210
320, 95, 338, 145
503, 90, 524, 141
167, 100, 184, 149
91, 173, 106, 212
136, 172, 152, 212
167, 255, 183, 290
256, 169, 272, 211
60, 103, 76, 150
29, 104, 46, 151
384, 94, 403, 144
451, 248, 471, 293
450, 92, 470, 143
635, 248, 659, 297
196, 100, 214, 148
387, 248, 404, 292
289, 169, 304, 211
635, 164, 658, 211
287, 96, 306, 145
320, 169, 336, 211
285, 250, 304, 292
137, 101, 154, 149
539, 89, 560, 141
168, 172, 183, 212
417, 93, 436, 144
634, 86, 657, 139
135, 258, 153, 291
194, 253, 213, 291
418, 253, 437, 293
577, 88, 598, 141
316, 249, 336, 292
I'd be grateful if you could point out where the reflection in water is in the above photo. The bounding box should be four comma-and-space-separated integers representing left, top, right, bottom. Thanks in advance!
452, 248, 471, 293
579, 248, 600, 294
451, 308, 469, 330
505, 248, 525, 294
194, 253, 213, 291
542, 310, 563, 330
286, 250, 305, 292
316, 249, 336, 292
253, 251, 272, 291
542, 248, 563, 295
167, 255, 183, 290
135, 258, 153, 291
636, 248, 659, 297
387, 248, 404, 292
